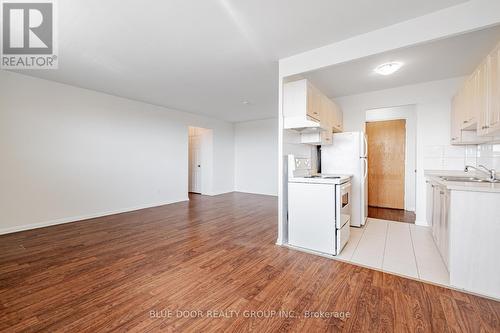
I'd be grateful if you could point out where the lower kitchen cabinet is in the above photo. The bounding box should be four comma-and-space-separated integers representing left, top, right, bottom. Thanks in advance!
429, 182, 450, 269
448, 190, 500, 299
426, 177, 500, 299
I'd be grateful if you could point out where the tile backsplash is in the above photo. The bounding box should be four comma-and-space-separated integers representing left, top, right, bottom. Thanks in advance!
423, 143, 500, 172
477, 143, 500, 171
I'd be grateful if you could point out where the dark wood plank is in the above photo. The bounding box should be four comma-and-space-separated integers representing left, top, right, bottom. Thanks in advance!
0, 193, 498, 332
368, 205, 416, 223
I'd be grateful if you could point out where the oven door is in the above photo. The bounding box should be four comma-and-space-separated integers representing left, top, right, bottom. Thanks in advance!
336, 181, 352, 229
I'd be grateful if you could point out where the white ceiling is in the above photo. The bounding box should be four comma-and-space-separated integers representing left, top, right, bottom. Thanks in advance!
305, 26, 500, 98
20, 0, 468, 122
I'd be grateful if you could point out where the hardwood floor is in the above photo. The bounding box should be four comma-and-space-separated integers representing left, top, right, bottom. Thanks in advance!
1, 193, 498, 332
368, 206, 416, 223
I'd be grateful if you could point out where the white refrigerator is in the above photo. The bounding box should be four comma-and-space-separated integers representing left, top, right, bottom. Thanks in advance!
321, 132, 368, 227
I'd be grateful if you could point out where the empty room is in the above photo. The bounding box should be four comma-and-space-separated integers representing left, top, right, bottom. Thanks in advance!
1, 1, 500, 332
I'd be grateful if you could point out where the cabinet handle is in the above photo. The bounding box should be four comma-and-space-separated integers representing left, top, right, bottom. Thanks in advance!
463, 120, 468, 124
440, 191, 445, 194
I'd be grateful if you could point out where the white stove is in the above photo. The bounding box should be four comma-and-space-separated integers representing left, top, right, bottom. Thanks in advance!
287, 155, 352, 256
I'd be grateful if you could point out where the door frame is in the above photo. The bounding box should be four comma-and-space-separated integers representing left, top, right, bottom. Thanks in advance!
188, 126, 213, 196
365, 105, 417, 212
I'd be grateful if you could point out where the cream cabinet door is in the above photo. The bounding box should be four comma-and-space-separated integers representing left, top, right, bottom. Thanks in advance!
426, 181, 434, 226
331, 100, 343, 132
450, 95, 461, 143
475, 62, 489, 135
320, 94, 333, 132
306, 83, 321, 122
458, 81, 466, 131
330, 100, 339, 132
477, 64, 489, 136
462, 78, 474, 129
487, 46, 500, 134
440, 189, 450, 269
432, 186, 442, 245
321, 129, 333, 145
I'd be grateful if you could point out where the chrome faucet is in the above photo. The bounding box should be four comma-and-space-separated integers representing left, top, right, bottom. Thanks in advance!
464, 165, 497, 181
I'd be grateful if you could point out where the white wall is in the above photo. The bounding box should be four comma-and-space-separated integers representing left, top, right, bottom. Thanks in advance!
366, 105, 417, 211
0, 71, 235, 234
279, 0, 500, 77
337, 77, 465, 225
234, 118, 278, 196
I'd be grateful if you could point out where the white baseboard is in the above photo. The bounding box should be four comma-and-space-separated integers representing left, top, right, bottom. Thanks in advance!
415, 220, 429, 227
234, 190, 278, 197
198, 190, 277, 197
0, 197, 189, 235
203, 190, 234, 196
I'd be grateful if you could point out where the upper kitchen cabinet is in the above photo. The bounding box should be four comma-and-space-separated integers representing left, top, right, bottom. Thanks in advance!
323, 96, 343, 133
283, 79, 322, 130
450, 42, 499, 144
480, 43, 500, 136
450, 95, 462, 144
462, 76, 476, 130
333, 103, 344, 132
451, 75, 490, 144
283, 79, 343, 134
476, 61, 489, 135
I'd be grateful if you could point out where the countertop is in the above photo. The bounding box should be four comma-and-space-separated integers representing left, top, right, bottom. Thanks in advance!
425, 170, 500, 193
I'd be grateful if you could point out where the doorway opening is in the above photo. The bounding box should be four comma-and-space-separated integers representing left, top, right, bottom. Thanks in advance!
188, 126, 213, 196
365, 106, 416, 223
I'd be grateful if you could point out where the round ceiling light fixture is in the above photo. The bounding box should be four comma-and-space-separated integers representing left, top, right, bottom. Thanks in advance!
374, 62, 403, 76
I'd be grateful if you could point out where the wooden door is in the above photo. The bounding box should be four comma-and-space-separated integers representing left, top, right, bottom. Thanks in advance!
366, 119, 406, 209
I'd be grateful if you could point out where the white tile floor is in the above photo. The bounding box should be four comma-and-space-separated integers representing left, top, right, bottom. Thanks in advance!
337, 218, 450, 286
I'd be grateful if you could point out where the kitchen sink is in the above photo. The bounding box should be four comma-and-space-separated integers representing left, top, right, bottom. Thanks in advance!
439, 176, 500, 183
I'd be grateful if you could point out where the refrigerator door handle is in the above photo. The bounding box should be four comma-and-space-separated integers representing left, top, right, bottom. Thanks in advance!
362, 158, 368, 181
363, 134, 368, 158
